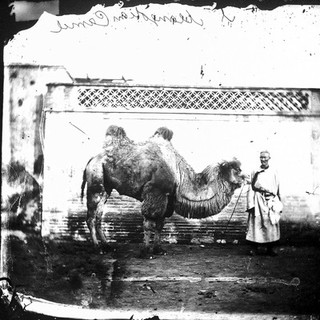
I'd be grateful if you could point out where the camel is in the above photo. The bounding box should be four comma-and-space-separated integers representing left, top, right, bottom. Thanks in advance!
81, 125, 245, 257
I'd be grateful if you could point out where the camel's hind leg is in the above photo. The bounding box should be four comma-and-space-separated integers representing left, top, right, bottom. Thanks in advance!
95, 193, 111, 250
86, 189, 109, 249
87, 212, 99, 248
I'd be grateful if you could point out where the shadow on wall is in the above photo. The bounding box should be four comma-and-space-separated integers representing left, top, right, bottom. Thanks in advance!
280, 195, 320, 246
66, 210, 145, 244
280, 221, 320, 246
1, 160, 42, 232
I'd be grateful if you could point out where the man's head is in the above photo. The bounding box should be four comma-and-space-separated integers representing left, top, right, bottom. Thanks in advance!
260, 150, 271, 169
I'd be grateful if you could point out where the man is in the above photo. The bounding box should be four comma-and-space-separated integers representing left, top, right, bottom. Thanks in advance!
246, 150, 282, 256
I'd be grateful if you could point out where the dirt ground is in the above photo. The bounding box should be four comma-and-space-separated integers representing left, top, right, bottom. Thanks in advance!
4, 230, 320, 319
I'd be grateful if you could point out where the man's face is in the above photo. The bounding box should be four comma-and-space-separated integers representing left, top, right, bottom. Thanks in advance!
260, 152, 270, 168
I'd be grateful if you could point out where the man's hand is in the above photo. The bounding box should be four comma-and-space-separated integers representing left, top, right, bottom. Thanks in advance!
243, 174, 251, 184
264, 191, 275, 200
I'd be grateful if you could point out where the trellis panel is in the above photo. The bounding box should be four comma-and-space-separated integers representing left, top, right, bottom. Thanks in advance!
45, 84, 311, 115
77, 87, 309, 113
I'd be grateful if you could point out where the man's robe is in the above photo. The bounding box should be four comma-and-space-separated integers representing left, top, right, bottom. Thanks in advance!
246, 166, 282, 243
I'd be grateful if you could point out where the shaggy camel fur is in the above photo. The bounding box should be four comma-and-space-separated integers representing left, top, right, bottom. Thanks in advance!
81, 125, 245, 257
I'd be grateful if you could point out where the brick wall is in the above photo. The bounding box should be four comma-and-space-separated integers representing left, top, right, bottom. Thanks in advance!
53, 190, 319, 246
58, 189, 248, 245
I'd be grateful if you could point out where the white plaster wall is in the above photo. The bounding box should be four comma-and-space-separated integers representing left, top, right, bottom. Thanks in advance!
43, 113, 314, 205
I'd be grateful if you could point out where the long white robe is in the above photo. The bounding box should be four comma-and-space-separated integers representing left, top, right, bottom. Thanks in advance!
246, 166, 282, 243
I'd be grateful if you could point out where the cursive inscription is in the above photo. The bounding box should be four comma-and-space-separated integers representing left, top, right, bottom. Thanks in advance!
51, 10, 109, 33
51, 7, 204, 33
114, 7, 204, 27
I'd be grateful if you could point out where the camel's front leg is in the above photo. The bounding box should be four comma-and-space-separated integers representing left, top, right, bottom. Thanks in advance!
153, 197, 174, 255
140, 186, 168, 258
153, 220, 166, 255
140, 218, 155, 258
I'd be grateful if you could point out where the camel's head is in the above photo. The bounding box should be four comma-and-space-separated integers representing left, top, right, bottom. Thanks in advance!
218, 159, 244, 188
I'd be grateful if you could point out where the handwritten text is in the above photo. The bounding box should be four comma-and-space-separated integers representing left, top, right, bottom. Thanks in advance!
51, 7, 204, 33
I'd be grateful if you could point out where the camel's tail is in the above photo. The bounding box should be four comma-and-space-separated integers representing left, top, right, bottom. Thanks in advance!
80, 168, 87, 203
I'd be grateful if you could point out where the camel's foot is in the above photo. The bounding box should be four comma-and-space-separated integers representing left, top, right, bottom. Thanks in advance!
139, 246, 155, 259
100, 242, 113, 254
92, 242, 100, 252
92, 242, 113, 254
152, 245, 167, 256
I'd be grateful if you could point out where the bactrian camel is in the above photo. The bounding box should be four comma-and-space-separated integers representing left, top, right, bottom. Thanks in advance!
81, 125, 245, 257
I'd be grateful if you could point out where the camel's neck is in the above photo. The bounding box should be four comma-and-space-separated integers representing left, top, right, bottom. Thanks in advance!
175, 170, 236, 219
153, 140, 237, 218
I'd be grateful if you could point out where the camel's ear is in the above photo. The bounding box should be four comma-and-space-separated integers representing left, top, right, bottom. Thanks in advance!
219, 161, 230, 178
116, 126, 127, 139
230, 159, 242, 171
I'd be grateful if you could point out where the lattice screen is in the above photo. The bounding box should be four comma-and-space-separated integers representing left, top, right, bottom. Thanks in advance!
77, 87, 309, 112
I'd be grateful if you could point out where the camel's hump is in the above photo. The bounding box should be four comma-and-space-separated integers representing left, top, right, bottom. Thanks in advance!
153, 127, 173, 141
105, 125, 127, 139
